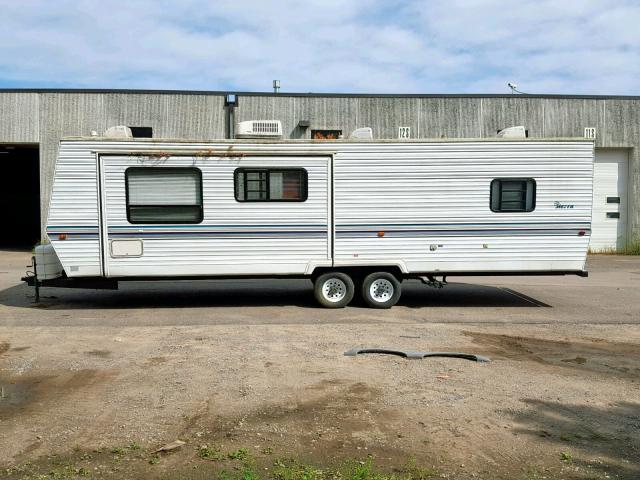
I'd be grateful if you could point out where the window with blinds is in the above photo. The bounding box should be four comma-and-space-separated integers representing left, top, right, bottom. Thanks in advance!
125, 167, 203, 223
490, 178, 536, 212
234, 168, 307, 202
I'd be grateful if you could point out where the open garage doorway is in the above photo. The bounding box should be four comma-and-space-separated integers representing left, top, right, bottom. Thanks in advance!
0, 145, 40, 249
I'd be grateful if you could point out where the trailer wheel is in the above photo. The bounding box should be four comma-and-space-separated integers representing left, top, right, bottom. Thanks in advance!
314, 272, 355, 308
361, 272, 401, 309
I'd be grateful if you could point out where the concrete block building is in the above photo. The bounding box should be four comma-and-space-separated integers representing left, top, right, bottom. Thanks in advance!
0, 89, 637, 250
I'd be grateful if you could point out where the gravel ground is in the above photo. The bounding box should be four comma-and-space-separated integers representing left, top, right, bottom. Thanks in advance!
0, 251, 639, 479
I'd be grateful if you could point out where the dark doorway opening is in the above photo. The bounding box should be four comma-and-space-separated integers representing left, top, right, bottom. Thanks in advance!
0, 145, 40, 249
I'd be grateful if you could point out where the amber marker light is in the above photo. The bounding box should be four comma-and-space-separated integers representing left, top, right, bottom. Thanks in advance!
377, 231, 385, 237
58, 234, 67, 240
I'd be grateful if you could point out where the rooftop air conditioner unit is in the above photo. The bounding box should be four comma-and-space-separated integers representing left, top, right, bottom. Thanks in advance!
350, 127, 373, 139
496, 125, 527, 138
235, 120, 282, 138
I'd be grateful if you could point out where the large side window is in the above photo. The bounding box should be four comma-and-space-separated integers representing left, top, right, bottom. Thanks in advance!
490, 178, 536, 212
126, 167, 203, 223
234, 168, 307, 202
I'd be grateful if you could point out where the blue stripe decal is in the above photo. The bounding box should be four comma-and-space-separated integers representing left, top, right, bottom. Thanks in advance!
49, 222, 590, 230
108, 224, 327, 229
336, 229, 590, 238
47, 224, 590, 239
47, 225, 326, 230
47, 231, 590, 239
47, 225, 99, 229
337, 222, 591, 227
109, 231, 327, 238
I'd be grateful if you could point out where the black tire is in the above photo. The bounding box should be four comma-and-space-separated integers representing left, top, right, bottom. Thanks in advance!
361, 272, 401, 309
314, 272, 355, 308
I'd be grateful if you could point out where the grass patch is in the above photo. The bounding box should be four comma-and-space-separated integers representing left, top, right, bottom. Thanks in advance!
272, 459, 324, 480
2, 448, 439, 480
589, 237, 640, 255
219, 465, 261, 480
108, 442, 145, 457
198, 445, 223, 461
228, 448, 250, 461
270, 457, 438, 480
402, 457, 439, 479
526, 465, 542, 480
4, 457, 90, 479
560, 451, 573, 463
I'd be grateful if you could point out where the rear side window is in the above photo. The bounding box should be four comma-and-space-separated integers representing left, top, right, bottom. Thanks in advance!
234, 168, 307, 202
490, 178, 536, 212
126, 167, 203, 223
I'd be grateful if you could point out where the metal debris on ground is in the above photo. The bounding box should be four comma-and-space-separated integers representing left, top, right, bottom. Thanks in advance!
344, 347, 490, 363
152, 440, 186, 453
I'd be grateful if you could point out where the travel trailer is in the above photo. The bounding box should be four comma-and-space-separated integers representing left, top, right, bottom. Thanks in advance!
25, 136, 593, 308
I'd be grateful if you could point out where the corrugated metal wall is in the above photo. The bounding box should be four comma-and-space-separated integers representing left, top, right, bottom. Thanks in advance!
0, 91, 638, 241
0, 92, 40, 142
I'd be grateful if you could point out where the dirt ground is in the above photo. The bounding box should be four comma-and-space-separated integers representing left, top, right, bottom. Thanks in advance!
0, 250, 639, 479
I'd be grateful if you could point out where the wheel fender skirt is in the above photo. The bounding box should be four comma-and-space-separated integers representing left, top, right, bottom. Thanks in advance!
344, 347, 490, 363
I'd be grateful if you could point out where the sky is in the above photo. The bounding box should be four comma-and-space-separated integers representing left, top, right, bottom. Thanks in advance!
0, 0, 638, 95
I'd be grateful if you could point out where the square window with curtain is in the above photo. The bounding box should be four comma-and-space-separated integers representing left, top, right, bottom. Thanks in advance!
126, 167, 203, 223
235, 168, 307, 202
490, 178, 536, 212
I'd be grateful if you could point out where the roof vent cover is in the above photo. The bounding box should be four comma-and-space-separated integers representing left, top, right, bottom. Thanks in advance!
496, 125, 527, 138
104, 125, 133, 138
235, 120, 282, 138
350, 127, 373, 139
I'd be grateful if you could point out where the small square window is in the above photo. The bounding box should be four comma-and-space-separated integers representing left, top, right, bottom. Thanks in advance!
235, 169, 307, 202
490, 178, 536, 212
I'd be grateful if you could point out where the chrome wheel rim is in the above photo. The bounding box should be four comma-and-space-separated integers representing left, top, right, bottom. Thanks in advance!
322, 278, 347, 302
369, 279, 394, 303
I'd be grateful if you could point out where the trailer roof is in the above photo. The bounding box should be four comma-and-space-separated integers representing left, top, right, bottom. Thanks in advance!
62, 136, 593, 143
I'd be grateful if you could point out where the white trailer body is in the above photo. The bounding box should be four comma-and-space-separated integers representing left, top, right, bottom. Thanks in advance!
37, 138, 593, 308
